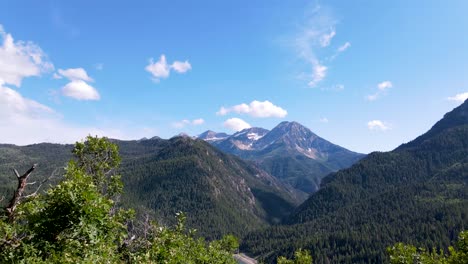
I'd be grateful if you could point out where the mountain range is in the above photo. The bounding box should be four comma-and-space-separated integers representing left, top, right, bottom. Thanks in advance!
241, 99, 468, 263
198, 121, 365, 195
0, 101, 467, 263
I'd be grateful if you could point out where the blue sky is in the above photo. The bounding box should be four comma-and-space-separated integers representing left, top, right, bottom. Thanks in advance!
0, 0, 467, 153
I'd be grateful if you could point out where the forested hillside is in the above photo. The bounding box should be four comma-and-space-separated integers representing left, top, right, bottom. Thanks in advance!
0, 137, 298, 239
0, 136, 239, 263
241, 100, 468, 263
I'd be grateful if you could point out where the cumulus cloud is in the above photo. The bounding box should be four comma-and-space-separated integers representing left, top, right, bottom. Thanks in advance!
145, 55, 170, 81
172, 118, 205, 128
145, 54, 191, 82
223, 118, 251, 132
447, 92, 468, 103
58, 68, 93, 82
62, 80, 100, 100
171, 60, 191, 73
0, 24, 54, 86
367, 81, 393, 101
0, 81, 150, 144
367, 120, 390, 131
56, 68, 100, 100
216, 100, 287, 118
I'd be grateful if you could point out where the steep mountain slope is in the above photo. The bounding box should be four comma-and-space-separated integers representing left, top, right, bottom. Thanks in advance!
0, 137, 298, 239
241, 100, 468, 263
201, 122, 364, 194
211, 127, 270, 155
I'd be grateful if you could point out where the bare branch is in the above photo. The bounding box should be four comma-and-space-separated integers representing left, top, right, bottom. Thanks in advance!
5, 164, 38, 221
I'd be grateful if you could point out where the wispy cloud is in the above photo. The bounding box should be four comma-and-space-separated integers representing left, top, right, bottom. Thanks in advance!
366, 81, 393, 101
145, 54, 191, 83
294, 6, 338, 87
330, 42, 351, 60
319, 30, 336, 47
321, 84, 344, 91
172, 118, 205, 129
447, 92, 468, 103
223, 118, 251, 132
319, 117, 329, 123
217, 100, 287, 118
337, 42, 351, 52
367, 120, 391, 131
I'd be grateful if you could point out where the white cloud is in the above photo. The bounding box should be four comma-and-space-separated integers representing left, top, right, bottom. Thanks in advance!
308, 62, 327, 87
192, 118, 205, 125
337, 42, 351, 52
171, 60, 192, 73
367, 120, 390, 131
366, 93, 379, 101
56, 67, 100, 100
447, 92, 468, 103
145, 54, 191, 82
377, 81, 393, 91
145, 55, 170, 81
0, 81, 149, 145
172, 118, 205, 128
366, 81, 393, 101
172, 119, 190, 129
319, 29, 336, 47
294, 6, 337, 87
223, 118, 251, 132
0, 24, 54, 87
217, 100, 287, 118
52, 72, 62, 79
57, 68, 93, 82
319, 117, 329, 123
329, 42, 351, 61
216, 107, 229, 116
62, 80, 100, 100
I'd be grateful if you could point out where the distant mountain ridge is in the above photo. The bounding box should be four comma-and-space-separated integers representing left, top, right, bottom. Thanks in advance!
198, 121, 365, 195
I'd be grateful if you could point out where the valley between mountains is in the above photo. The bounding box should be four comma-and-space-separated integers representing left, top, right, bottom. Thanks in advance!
1, 100, 467, 263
